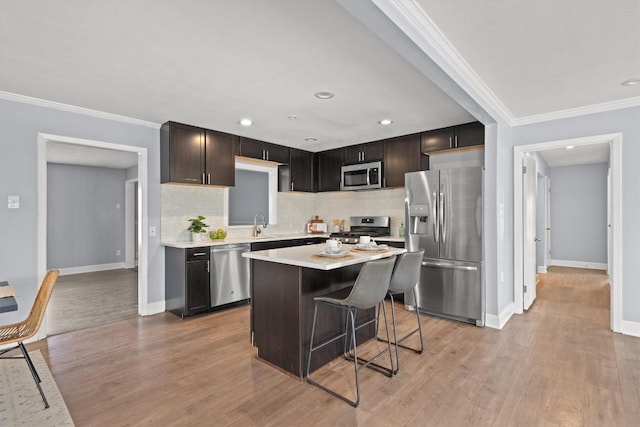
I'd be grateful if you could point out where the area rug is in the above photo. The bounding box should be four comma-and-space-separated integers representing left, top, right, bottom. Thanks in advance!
0, 349, 74, 426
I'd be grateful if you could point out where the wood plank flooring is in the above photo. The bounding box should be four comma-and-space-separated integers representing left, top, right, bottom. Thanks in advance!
32, 266, 639, 426
47, 269, 138, 336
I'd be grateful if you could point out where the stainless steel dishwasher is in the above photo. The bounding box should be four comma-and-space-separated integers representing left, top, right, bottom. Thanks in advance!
210, 244, 251, 308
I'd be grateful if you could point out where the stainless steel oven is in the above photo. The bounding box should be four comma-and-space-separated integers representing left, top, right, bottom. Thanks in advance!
341, 161, 383, 191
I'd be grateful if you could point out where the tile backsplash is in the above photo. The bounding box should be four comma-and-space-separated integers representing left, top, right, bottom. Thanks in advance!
161, 185, 405, 242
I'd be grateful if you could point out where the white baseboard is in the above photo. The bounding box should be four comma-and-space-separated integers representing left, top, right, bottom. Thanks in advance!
485, 302, 514, 330
144, 301, 166, 316
537, 265, 548, 273
550, 259, 607, 270
57, 262, 126, 276
621, 320, 640, 337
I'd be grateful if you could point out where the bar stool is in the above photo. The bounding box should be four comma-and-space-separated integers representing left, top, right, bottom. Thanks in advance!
306, 256, 396, 407
383, 249, 425, 374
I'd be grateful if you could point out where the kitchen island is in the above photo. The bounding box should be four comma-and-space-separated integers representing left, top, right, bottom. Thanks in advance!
243, 243, 405, 378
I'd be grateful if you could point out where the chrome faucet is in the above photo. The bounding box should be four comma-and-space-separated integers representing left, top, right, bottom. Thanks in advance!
253, 213, 267, 237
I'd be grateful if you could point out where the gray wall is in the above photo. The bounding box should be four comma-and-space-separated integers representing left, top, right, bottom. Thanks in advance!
0, 98, 163, 324
549, 163, 608, 264
512, 106, 640, 324
47, 164, 126, 269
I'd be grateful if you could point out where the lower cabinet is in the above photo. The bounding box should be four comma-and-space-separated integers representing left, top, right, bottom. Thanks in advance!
165, 247, 210, 318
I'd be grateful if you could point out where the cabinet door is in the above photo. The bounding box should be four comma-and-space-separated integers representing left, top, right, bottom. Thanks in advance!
165, 122, 205, 184
264, 142, 290, 164
421, 127, 454, 153
186, 260, 210, 315
362, 140, 384, 162
239, 137, 265, 159
317, 148, 344, 192
384, 134, 421, 187
289, 148, 314, 192
343, 145, 361, 165
455, 122, 484, 148
205, 130, 236, 186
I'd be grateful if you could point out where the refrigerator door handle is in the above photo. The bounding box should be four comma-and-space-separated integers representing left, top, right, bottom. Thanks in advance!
421, 260, 478, 271
433, 192, 439, 243
439, 189, 446, 244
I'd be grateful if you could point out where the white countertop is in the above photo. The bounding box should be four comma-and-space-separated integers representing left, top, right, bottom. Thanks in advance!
162, 233, 331, 249
243, 243, 405, 270
162, 234, 405, 249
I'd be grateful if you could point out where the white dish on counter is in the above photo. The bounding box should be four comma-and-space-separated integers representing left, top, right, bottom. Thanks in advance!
355, 244, 388, 251
317, 249, 351, 257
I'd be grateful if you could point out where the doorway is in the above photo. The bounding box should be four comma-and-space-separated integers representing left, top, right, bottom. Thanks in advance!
513, 133, 622, 332
37, 133, 150, 339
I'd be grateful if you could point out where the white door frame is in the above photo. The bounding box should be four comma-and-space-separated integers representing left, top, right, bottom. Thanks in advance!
124, 179, 138, 269
37, 133, 150, 339
513, 133, 622, 332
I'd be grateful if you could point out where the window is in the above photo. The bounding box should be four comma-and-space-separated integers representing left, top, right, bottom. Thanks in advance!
227, 161, 278, 226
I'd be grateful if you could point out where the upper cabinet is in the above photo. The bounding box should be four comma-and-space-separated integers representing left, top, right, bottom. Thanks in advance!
421, 121, 484, 153
383, 134, 421, 188
238, 137, 290, 164
288, 148, 315, 192
161, 121, 236, 186
344, 140, 384, 165
317, 148, 344, 192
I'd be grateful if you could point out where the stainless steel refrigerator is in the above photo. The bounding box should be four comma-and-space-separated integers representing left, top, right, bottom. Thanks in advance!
404, 167, 484, 326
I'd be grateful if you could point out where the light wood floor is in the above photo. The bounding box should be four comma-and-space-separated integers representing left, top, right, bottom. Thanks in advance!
32, 266, 639, 426
47, 269, 138, 336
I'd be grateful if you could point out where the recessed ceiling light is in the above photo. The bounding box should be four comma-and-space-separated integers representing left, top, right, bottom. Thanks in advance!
621, 77, 640, 86
378, 119, 393, 125
305, 137, 318, 143
239, 118, 253, 126
566, 145, 575, 150
314, 91, 334, 100
287, 115, 298, 120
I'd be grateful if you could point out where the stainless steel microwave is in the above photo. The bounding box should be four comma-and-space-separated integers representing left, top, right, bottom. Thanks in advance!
341, 161, 383, 191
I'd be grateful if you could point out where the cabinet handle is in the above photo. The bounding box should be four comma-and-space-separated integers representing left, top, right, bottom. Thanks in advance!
193, 252, 207, 256
266, 150, 269, 161
449, 136, 453, 148
454, 135, 458, 148
202, 173, 205, 184
291, 181, 294, 191
207, 173, 211, 185
362, 151, 365, 162
206, 260, 210, 273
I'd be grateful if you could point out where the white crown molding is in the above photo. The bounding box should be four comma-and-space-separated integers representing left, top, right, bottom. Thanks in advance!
514, 97, 640, 126
377, 0, 516, 125
0, 90, 161, 129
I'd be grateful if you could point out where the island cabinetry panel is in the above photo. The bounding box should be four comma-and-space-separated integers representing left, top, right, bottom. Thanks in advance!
251, 260, 374, 377
161, 121, 236, 186
316, 148, 344, 192
238, 137, 290, 163
344, 140, 384, 164
383, 133, 421, 187
165, 247, 210, 318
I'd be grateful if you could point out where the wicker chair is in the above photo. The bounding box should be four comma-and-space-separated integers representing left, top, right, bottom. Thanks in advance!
0, 270, 60, 408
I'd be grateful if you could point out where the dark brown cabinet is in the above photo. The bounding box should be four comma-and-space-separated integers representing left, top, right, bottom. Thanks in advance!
383, 134, 421, 187
238, 137, 290, 163
161, 121, 236, 186
420, 121, 484, 153
289, 148, 314, 192
344, 140, 384, 164
317, 148, 344, 192
165, 247, 211, 318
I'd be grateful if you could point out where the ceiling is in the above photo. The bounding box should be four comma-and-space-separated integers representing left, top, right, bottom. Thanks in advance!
2, 0, 638, 167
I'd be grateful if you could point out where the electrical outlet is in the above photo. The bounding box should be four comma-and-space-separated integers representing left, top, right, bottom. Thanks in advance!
116, 249, 121, 256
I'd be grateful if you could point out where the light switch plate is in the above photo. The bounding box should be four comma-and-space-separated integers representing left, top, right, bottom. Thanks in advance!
8, 195, 19, 209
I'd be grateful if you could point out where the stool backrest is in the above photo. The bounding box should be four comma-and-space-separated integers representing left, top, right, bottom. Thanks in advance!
343, 256, 396, 309
388, 250, 424, 294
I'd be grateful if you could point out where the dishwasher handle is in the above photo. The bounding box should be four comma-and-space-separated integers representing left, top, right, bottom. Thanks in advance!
210, 244, 251, 253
